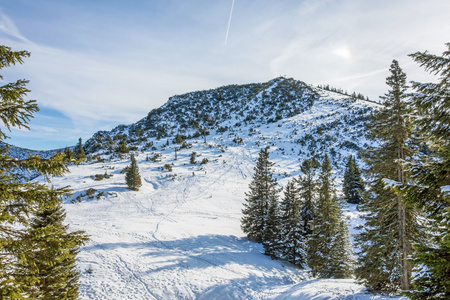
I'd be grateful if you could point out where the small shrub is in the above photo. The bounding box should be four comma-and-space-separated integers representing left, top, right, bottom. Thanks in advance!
190, 152, 197, 164
85, 188, 97, 199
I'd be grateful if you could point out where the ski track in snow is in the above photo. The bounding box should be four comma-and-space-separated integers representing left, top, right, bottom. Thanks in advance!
50, 95, 405, 300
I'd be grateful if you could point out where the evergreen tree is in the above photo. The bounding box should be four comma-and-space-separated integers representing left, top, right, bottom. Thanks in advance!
125, 154, 142, 191
401, 43, 450, 299
307, 154, 353, 278
174, 134, 183, 144
356, 59, 423, 293
343, 155, 364, 204
0, 45, 82, 297
63, 147, 76, 163
190, 152, 196, 164
296, 158, 319, 237
241, 147, 278, 243
17, 199, 88, 299
117, 139, 129, 154
278, 180, 306, 267
262, 196, 281, 258
75, 138, 85, 160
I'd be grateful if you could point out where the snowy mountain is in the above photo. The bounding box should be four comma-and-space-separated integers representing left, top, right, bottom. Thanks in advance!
37, 77, 406, 299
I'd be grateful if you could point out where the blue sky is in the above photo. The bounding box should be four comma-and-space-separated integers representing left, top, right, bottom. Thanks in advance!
0, 0, 449, 150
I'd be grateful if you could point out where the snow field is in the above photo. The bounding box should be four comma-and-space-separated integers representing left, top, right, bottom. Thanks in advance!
49, 94, 405, 299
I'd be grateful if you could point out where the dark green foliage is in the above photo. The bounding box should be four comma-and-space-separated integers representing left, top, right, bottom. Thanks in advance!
163, 164, 172, 172
343, 155, 364, 204
262, 196, 281, 258
241, 147, 278, 243
125, 154, 142, 191
307, 154, 353, 278
278, 180, 306, 267
296, 158, 319, 237
17, 201, 88, 299
75, 138, 85, 160
401, 43, 450, 299
0, 45, 86, 298
90, 173, 113, 181
190, 152, 197, 164
356, 59, 423, 293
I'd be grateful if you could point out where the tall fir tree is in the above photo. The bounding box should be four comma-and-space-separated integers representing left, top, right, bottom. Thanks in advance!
307, 154, 353, 278
401, 43, 450, 299
343, 155, 364, 204
296, 157, 319, 237
17, 199, 88, 299
356, 59, 424, 293
278, 180, 306, 267
125, 154, 142, 191
241, 147, 278, 243
0, 45, 85, 298
262, 195, 281, 258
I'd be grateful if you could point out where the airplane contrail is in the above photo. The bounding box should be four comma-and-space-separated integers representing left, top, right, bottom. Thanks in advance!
224, 0, 235, 45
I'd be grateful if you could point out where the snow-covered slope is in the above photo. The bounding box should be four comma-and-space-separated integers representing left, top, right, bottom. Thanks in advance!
41, 78, 405, 299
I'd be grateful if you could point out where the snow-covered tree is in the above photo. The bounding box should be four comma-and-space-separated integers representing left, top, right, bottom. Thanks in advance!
296, 157, 319, 237
126, 154, 142, 191
278, 180, 306, 267
262, 196, 281, 258
241, 147, 278, 243
307, 154, 353, 278
401, 43, 450, 299
356, 59, 423, 293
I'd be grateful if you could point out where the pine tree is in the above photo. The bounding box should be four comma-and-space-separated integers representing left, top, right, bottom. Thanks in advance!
401, 43, 450, 299
75, 138, 85, 160
0, 45, 82, 297
356, 59, 423, 293
125, 154, 142, 191
262, 196, 281, 258
296, 158, 319, 237
241, 147, 278, 243
278, 180, 306, 267
307, 154, 353, 278
17, 199, 88, 299
343, 155, 364, 204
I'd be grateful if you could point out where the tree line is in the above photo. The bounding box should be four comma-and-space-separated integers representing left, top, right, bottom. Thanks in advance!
242, 43, 450, 299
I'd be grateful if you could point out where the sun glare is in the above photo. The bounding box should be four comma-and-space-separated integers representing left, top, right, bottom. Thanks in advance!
332, 45, 353, 60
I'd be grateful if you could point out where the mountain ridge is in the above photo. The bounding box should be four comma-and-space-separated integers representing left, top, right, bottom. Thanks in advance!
84, 77, 378, 162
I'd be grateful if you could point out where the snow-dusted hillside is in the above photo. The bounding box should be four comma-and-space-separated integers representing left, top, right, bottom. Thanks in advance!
38, 78, 405, 299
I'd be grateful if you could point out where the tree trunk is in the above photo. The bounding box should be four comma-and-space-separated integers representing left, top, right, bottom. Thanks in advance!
397, 142, 410, 290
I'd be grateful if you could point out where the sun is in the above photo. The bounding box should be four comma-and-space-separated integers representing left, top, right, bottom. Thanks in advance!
332, 45, 353, 60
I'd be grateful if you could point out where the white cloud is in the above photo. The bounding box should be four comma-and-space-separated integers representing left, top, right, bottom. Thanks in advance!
0, 10, 29, 42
